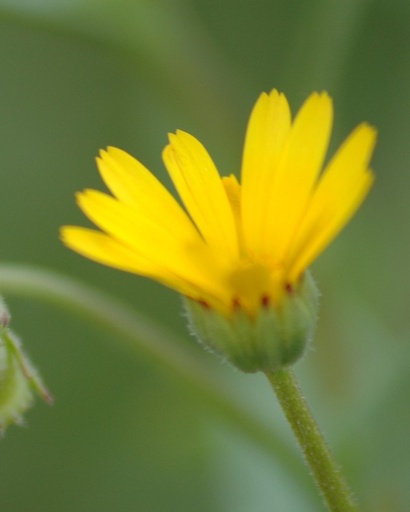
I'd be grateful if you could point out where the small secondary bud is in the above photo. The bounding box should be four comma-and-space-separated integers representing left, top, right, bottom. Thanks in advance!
184, 272, 319, 373
0, 332, 33, 432
0, 295, 52, 433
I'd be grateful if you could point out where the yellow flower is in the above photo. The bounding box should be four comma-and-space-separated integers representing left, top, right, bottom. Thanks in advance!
61, 90, 375, 320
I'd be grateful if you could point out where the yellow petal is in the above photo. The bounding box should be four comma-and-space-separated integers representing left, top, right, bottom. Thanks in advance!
286, 123, 376, 280
75, 189, 201, 269
262, 92, 333, 261
163, 130, 238, 257
240, 89, 291, 256
61, 226, 160, 275
72, 190, 233, 307
96, 147, 199, 241
61, 225, 231, 311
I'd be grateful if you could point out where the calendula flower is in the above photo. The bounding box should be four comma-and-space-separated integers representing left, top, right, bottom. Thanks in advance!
61, 90, 375, 372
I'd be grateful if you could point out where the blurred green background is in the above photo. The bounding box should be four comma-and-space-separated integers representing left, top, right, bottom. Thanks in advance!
0, 1, 409, 510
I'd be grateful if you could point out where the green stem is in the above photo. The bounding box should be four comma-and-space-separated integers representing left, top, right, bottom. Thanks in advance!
266, 368, 359, 512
0, 263, 316, 501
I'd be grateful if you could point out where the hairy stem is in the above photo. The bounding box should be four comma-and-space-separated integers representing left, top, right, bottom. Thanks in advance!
266, 368, 359, 511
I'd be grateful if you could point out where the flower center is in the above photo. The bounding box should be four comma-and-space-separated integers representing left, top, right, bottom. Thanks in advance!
222, 174, 287, 315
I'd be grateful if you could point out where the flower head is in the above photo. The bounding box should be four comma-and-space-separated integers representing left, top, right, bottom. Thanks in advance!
61, 90, 375, 318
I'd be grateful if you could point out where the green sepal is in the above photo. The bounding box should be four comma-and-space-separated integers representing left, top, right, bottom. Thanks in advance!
183, 272, 319, 373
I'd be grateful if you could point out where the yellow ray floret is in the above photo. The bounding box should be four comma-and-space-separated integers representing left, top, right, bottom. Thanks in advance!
61, 89, 376, 317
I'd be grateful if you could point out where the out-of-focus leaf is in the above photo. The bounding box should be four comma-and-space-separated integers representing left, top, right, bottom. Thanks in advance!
0, 0, 242, 151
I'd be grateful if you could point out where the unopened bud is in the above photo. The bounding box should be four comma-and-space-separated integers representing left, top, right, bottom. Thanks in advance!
0, 296, 52, 433
184, 272, 319, 373
0, 333, 33, 431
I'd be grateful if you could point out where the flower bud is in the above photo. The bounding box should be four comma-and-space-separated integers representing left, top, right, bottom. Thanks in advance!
0, 297, 52, 433
0, 332, 33, 431
183, 272, 319, 373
